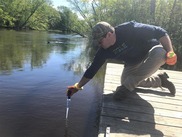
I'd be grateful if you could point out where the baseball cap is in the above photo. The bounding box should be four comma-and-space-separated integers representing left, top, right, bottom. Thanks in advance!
92, 21, 114, 46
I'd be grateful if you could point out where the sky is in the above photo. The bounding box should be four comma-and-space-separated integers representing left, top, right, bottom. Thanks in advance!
52, 0, 70, 8
51, 0, 83, 19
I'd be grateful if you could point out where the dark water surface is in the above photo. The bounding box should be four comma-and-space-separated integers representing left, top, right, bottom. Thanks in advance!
0, 30, 104, 137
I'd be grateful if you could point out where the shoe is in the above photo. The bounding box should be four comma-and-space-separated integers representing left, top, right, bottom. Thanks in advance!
113, 85, 130, 100
158, 72, 176, 96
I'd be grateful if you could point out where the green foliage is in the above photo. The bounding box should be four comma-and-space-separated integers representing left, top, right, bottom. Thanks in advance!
57, 6, 88, 36
67, 0, 181, 37
0, 0, 60, 30
0, 0, 182, 69
0, 0, 181, 62
0, 30, 51, 73
29, 3, 61, 30
65, 0, 182, 69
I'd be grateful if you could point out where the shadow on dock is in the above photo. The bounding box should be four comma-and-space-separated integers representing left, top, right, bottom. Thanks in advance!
100, 88, 173, 136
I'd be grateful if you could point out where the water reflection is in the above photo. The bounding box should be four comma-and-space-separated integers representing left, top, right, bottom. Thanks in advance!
0, 30, 48, 74
0, 30, 104, 137
0, 30, 90, 75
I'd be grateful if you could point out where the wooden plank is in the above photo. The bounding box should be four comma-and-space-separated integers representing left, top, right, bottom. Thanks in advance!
101, 108, 182, 127
104, 74, 182, 88
98, 63, 182, 137
102, 93, 182, 122
99, 116, 182, 137
104, 80, 182, 95
102, 95, 182, 116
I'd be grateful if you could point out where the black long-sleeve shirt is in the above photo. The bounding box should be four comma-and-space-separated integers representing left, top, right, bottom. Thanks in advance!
84, 21, 167, 79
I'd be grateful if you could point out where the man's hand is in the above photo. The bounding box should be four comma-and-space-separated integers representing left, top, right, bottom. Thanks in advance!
66, 83, 83, 97
166, 51, 177, 65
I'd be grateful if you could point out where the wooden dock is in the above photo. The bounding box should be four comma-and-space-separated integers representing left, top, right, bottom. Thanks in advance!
98, 63, 182, 137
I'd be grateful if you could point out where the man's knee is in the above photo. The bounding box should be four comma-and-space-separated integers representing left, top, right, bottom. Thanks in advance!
149, 45, 166, 59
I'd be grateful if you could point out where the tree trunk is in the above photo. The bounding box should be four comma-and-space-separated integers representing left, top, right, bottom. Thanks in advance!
168, 0, 177, 26
19, 1, 45, 29
150, 0, 156, 22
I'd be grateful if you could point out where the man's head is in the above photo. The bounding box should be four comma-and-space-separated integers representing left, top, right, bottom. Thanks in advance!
92, 21, 115, 49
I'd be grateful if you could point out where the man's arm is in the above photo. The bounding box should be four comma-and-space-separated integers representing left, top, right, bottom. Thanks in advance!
159, 35, 174, 52
67, 48, 106, 96
159, 35, 177, 65
133, 22, 177, 65
77, 76, 91, 88
66, 76, 90, 97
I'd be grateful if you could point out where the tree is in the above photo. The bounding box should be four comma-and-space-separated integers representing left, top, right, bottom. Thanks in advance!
28, 2, 61, 30
57, 6, 88, 37
0, 0, 46, 29
18, 0, 46, 29
0, 0, 60, 30
67, 0, 182, 69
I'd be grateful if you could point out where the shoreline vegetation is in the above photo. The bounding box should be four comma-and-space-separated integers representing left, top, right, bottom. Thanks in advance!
0, 0, 181, 70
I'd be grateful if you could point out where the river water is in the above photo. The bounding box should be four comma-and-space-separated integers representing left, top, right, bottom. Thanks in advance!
0, 30, 105, 137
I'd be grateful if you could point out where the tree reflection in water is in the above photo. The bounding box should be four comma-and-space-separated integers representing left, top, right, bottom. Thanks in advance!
0, 30, 104, 137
